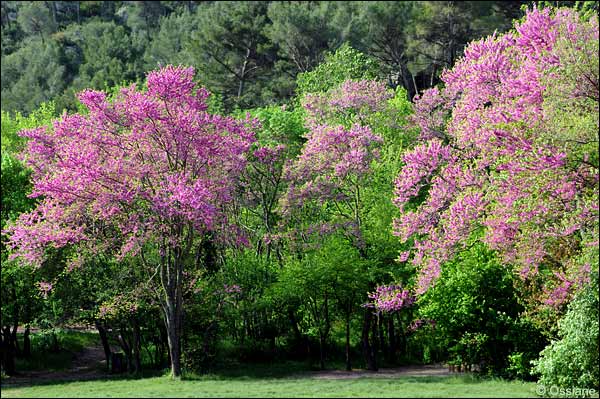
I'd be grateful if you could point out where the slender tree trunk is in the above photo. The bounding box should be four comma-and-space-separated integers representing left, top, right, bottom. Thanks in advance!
378, 314, 385, 358
23, 326, 31, 358
119, 326, 132, 373
400, 63, 417, 101
133, 319, 142, 374
318, 333, 325, 370
387, 316, 396, 364
164, 300, 182, 377
372, 314, 380, 366
345, 311, 351, 371
237, 47, 251, 99
162, 257, 184, 378
95, 320, 112, 372
362, 310, 377, 371
11, 322, 19, 357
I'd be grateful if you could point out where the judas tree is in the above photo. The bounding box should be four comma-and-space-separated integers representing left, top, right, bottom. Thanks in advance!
4, 65, 256, 377
393, 7, 599, 310
280, 78, 403, 371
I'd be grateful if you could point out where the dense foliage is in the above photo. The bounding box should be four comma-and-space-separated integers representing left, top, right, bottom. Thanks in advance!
1, 1, 528, 115
1, 1, 598, 393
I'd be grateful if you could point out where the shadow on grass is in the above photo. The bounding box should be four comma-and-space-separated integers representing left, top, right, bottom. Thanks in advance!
2, 361, 492, 390
1, 368, 169, 389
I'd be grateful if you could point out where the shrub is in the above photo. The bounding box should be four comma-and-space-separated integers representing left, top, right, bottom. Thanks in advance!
532, 271, 599, 390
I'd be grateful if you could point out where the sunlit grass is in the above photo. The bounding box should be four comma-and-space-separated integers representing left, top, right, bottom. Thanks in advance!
1, 373, 538, 398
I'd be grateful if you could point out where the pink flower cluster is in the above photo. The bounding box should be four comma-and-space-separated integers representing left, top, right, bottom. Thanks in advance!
365, 284, 415, 314
36, 281, 53, 299
302, 79, 393, 127
408, 318, 436, 332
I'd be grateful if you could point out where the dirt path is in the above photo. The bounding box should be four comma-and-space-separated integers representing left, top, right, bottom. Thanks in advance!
2, 344, 111, 387
2, 345, 455, 387
298, 364, 455, 380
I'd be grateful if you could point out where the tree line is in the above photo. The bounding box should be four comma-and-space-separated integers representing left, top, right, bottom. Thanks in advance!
2, 1, 527, 114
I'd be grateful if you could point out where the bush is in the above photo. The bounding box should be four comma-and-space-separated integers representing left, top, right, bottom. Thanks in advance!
532, 271, 599, 390
417, 242, 547, 375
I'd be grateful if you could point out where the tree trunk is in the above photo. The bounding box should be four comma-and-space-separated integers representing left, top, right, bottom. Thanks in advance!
372, 314, 380, 366
162, 258, 184, 378
164, 302, 182, 377
23, 326, 31, 358
345, 312, 351, 371
11, 322, 19, 357
317, 333, 324, 370
237, 47, 251, 99
378, 315, 385, 358
118, 326, 132, 373
400, 63, 417, 101
362, 310, 377, 371
95, 320, 112, 371
132, 319, 142, 374
387, 316, 396, 364
1, 326, 16, 375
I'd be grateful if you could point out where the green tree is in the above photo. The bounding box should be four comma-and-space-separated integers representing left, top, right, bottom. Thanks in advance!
16, 1, 56, 44
407, 1, 521, 88
418, 242, 546, 374
186, 1, 275, 109
1, 103, 56, 375
295, 43, 380, 97
266, 0, 364, 99
64, 20, 146, 91
354, 1, 419, 100
1, 39, 66, 114
143, 9, 195, 70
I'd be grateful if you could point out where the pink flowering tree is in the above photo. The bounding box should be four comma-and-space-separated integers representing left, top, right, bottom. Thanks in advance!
281, 78, 415, 371
4, 65, 256, 377
393, 7, 599, 310
280, 80, 389, 254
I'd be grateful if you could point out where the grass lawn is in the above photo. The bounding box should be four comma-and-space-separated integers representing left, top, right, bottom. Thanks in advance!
1, 374, 538, 398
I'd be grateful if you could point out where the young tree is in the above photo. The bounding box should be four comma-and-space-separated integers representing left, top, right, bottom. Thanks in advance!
4, 65, 256, 377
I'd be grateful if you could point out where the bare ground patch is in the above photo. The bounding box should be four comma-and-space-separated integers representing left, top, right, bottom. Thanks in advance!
296, 364, 456, 379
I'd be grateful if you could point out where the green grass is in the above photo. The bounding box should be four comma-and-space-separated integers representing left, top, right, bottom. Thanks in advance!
1, 374, 538, 398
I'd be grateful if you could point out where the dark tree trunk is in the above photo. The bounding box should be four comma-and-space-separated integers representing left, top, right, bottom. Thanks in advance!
378, 315, 385, 358
1, 326, 16, 375
345, 312, 351, 371
362, 310, 377, 371
119, 326, 132, 373
372, 314, 380, 365
23, 326, 31, 358
387, 316, 396, 364
11, 323, 19, 357
288, 309, 302, 343
95, 320, 112, 371
318, 333, 325, 370
132, 319, 142, 373
400, 63, 417, 101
